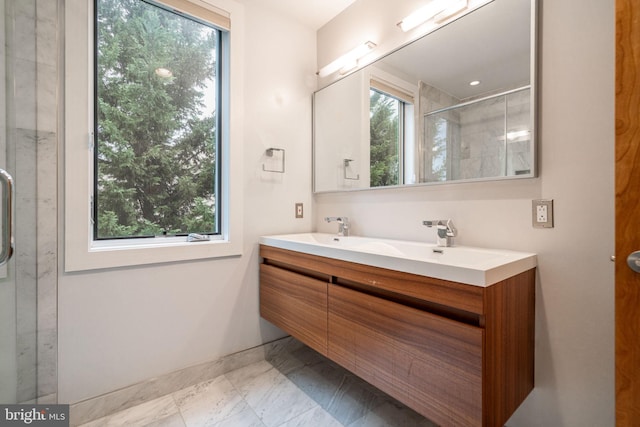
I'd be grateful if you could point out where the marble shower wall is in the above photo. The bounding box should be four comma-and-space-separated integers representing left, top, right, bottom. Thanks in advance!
455, 89, 532, 179
4, 0, 59, 403
419, 82, 532, 182
418, 81, 460, 182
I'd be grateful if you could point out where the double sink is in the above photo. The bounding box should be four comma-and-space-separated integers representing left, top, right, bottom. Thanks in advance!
259, 233, 536, 287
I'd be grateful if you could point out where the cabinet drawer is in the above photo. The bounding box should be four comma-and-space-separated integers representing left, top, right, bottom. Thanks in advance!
260, 264, 328, 356
328, 283, 483, 427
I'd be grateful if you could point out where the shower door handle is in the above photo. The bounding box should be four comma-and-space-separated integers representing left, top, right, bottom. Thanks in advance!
0, 168, 14, 266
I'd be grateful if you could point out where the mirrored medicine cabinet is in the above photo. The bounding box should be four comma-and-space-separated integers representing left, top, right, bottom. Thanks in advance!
313, 0, 537, 193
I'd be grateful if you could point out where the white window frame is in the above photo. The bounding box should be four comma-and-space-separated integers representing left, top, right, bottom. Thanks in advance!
64, 0, 244, 271
363, 67, 418, 186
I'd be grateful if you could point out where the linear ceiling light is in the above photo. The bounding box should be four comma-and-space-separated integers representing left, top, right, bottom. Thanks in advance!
317, 41, 377, 78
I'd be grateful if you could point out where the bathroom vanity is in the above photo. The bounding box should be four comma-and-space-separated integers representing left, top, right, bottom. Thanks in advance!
259, 234, 536, 427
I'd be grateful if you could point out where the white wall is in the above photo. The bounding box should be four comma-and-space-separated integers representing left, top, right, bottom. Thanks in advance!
314, 73, 367, 191
315, 0, 615, 426
58, 0, 316, 403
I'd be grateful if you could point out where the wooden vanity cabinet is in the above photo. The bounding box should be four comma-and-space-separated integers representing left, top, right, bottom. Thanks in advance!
259, 262, 329, 356
329, 283, 484, 426
259, 245, 535, 427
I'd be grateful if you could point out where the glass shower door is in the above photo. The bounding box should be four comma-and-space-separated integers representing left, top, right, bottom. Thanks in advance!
0, 0, 58, 404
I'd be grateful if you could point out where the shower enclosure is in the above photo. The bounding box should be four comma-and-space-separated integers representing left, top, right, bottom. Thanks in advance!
423, 87, 532, 182
0, 0, 59, 404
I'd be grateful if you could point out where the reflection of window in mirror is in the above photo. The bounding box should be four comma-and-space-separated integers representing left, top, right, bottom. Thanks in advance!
368, 79, 415, 187
427, 117, 453, 182
370, 89, 401, 187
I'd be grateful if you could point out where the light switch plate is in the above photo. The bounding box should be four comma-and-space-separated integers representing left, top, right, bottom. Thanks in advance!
295, 203, 303, 219
532, 199, 553, 228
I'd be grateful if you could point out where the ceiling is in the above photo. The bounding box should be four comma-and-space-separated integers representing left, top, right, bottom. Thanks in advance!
239, 0, 356, 30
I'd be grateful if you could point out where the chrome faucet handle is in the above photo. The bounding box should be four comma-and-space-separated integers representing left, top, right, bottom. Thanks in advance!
442, 219, 457, 237
325, 216, 350, 236
422, 219, 456, 247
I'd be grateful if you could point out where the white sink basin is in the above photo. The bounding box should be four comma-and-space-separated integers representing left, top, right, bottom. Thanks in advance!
259, 233, 537, 287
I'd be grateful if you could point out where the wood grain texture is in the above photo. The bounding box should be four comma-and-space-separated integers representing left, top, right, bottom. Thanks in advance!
259, 264, 328, 356
616, 0, 640, 423
260, 245, 484, 314
328, 283, 483, 427
483, 269, 535, 427
259, 245, 536, 426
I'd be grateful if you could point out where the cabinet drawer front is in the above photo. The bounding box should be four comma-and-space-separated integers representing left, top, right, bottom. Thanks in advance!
328, 284, 483, 427
260, 264, 328, 355
260, 245, 484, 315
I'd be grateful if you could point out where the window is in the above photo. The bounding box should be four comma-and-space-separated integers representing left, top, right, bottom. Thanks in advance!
368, 77, 415, 188
369, 89, 402, 187
65, 0, 244, 271
94, 0, 222, 240
424, 116, 453, 181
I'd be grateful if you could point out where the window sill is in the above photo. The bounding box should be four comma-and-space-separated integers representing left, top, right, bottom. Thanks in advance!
63, 0, 245, 273
65, 237, 242, 272
91, 235, 223, 249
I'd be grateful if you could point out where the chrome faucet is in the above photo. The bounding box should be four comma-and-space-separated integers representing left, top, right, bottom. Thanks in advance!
325, 217, 350, 236
423, 219, 457, 247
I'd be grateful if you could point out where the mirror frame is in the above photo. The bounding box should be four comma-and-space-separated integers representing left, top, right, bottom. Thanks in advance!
312, 0, 538, 193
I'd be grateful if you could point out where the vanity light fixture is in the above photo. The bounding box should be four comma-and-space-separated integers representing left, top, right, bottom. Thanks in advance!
339, 59, 359, 75
398, 0, 466, 32
398, 0, 492, 33
317, 41, 377, 78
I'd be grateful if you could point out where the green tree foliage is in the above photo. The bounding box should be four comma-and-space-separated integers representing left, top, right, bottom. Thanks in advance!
96, 0, 217, 238
369, 90, 400, 187
426, 116, 449, 181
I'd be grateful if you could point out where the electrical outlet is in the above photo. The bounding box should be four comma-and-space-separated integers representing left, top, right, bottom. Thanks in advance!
295, 203, 303, 219
536, 204, 547, 222
532, 199, 553, 228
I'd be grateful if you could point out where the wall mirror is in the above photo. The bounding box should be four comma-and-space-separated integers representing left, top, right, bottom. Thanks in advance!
313, 0, 536, 193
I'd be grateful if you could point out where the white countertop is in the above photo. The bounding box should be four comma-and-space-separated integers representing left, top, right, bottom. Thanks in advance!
260, 233, 537, 287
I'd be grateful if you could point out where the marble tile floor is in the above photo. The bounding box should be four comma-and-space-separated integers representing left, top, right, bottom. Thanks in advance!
78, 339, 436, 427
